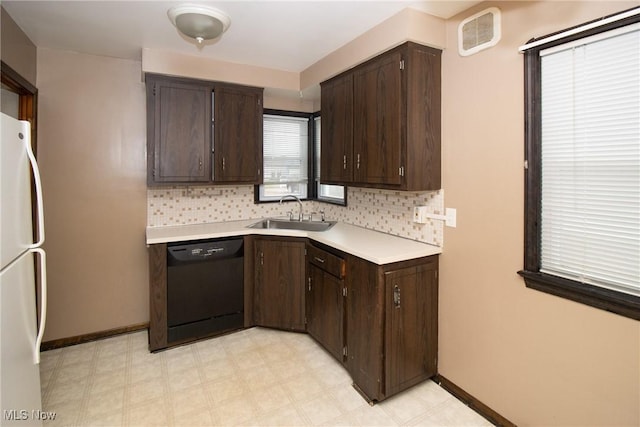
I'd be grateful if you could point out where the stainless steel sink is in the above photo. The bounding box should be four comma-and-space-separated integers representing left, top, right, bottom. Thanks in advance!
248, 218, 337, 232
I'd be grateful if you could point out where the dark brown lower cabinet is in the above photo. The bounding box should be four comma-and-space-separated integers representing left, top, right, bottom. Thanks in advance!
148, 243, 168, 352
345, 254, 438, 403
384, 263, 438, 397
149, 235, 438, 404
306, 244, 346, 362
253, 237, 306, 331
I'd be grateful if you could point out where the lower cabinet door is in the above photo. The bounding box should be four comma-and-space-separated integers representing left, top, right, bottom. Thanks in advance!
384, 263, 438, 396
306, 264, 344, 362
254, 239, 305, 331
345, 255, 384, 401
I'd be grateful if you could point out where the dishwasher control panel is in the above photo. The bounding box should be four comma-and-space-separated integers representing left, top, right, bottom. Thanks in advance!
167, 238, 243, 263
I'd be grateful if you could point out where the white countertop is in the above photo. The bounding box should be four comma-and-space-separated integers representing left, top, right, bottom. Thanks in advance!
146, 219, 441, 265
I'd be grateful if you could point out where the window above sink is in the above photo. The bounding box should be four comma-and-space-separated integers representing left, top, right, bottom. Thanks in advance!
255, 109, 346, 206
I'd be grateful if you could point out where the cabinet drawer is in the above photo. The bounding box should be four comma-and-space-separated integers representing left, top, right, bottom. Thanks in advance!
308, 245, 345, 279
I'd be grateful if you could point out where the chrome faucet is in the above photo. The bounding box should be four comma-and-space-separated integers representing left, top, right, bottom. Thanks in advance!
279, 195, 303, 221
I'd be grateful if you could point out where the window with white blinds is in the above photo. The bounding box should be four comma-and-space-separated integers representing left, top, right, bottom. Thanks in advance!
539, 24, 640, 296
259, 114, 309, 201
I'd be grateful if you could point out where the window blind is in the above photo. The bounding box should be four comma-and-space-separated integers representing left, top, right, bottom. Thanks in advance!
539, 24, 640, 296
261, 114, 308, 200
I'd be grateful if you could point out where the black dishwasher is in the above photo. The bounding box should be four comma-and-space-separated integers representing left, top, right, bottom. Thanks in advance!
167, 238, 244, 343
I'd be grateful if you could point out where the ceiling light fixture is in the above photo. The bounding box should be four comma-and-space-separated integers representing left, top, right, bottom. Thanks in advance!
167, 4, 231, 45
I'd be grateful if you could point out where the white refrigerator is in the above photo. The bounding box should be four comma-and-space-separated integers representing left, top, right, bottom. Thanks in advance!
0, 112, 47, 426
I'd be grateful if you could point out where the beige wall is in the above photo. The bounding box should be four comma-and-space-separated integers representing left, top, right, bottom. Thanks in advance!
301, 7, 445, 88
37, 48, 148, 341
440, 1, 639, 425
142, 48, 300, 92
1, 6, 37, 85
15, 2, 640, 423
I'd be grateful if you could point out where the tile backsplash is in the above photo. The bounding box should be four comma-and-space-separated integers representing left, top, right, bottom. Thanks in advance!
147, 186, 444, 246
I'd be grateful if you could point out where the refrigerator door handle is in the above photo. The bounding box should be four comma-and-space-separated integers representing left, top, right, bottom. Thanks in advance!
25, 132, 45, 248
31, 247, 47, 364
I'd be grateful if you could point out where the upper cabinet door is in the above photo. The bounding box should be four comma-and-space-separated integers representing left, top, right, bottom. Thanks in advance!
320, 74, 353, 183
404, 46, 441, 191
214, 84, 263, 184
145, 74, 264, 186
149, 77, 212, 183
319, 42, 441, 191
353, 51, 403, 186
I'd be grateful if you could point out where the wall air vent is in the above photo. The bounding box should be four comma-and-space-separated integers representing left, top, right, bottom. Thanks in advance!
458, 7, 501, 56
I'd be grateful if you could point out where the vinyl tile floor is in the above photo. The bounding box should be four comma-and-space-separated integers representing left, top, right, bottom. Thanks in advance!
39, 327, 493, 427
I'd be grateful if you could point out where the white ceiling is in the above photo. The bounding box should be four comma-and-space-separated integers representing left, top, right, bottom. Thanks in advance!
2, 1, 480, 72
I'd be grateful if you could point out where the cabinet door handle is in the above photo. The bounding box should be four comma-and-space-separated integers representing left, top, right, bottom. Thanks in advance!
343, 155, 347, 170
356, 153, 361, 170
260, 251, 264, 266
314, 256, 325, 264
222, 157, 226, 171
393, 285, 401, 308
198, 156, 203, 171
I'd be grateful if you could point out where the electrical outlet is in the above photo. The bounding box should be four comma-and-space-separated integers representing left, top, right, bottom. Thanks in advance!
413, 206, 422, 223
413, 206, 428, 224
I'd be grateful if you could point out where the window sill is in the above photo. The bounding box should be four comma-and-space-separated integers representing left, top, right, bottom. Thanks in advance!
518, 270, 640, 321
316, 197, 347, 207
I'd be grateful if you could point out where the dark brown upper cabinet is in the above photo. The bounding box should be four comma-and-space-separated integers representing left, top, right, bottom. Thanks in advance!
147, 76, 212, 184
214, 84, 263, 183
320, 74, 354, 183
320, 41, 441, 191
146, 74, 263, 186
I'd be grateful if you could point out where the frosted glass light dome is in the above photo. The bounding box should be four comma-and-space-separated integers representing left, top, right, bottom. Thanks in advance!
168, 4, 231, 44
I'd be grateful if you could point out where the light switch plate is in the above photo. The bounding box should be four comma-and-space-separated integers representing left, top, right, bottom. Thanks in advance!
445, 208, 457, 228
416, 206, 457, 227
